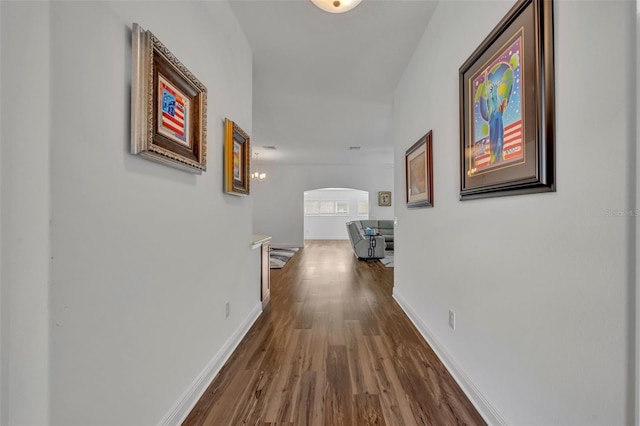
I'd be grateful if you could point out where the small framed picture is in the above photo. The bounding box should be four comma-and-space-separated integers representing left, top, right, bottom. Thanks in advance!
224, 118, 250, 196
378, 191, 392, 207
405, 131, 433, 208
130, 23, 207, 173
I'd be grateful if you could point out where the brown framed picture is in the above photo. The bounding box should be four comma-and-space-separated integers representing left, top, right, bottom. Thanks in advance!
224, 118, 250, 196
405, 131, 433, 208
378, 191, 392, 207
459, 0, 555, 200
130, 23, 207, 174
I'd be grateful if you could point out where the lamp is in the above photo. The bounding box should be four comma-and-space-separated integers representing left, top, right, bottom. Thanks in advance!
310, 0, 362, 14
251, 152, 266, 181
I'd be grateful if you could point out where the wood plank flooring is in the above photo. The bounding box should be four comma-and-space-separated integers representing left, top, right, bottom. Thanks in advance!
183, 240, 485, 426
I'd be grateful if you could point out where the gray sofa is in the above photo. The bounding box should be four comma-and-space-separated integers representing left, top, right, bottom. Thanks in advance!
346, 220, 394, 260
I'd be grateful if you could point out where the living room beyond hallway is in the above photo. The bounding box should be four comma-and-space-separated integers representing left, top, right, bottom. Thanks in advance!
184, 240, 484, 425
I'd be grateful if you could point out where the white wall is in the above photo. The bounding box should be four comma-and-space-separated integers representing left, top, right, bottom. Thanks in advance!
304, 189, 368, 239
5, 1, 255, 425
393, 1, 635, 424
636, 1, 640, 423
1, 2, 51, 424
252, 163, 393, 247
1, 2, 3, 422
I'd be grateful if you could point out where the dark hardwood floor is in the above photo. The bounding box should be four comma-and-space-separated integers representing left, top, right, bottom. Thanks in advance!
183, 240, 485, 426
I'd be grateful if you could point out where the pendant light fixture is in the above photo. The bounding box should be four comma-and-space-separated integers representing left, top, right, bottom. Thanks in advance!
251, 152, 266, 181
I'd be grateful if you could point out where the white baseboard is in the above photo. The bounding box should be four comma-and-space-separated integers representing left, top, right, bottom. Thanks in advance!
392, 290, 507, 426
161, 303, 263, 426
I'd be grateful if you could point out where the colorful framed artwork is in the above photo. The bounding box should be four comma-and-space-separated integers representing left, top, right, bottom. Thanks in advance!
405, 131, 433, 208
224, 118, 250, 196
378, 191, 392, 207
459, 0, 555, 200
130, 23, 207, 173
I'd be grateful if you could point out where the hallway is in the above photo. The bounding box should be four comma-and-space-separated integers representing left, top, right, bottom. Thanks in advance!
184, 240, 485, 425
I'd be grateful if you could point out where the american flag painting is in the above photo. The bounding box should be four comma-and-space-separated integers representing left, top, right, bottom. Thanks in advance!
158, 75, 189, 146
472, 120, 523, 171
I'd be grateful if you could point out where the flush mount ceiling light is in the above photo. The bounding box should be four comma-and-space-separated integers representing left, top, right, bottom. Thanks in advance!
311, 0, 362, 14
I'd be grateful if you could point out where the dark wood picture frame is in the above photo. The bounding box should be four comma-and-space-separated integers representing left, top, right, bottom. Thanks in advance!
459, 0, 555, 200
224, 118, 250, 196
405, 131, 433, 208
131, 23, 207, 174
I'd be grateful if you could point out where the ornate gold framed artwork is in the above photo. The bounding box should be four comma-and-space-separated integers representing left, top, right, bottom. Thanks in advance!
130, 23, 207, 173
224, 118, 250, 196
378, 191, 392, 207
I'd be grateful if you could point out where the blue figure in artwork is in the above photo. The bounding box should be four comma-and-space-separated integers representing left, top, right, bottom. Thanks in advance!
162, 90, 176, 116
487, 79, 506, 164
472, 40, 522, 171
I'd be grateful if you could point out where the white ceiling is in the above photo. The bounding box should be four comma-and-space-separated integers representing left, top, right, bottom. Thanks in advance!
229, 0, 437, 165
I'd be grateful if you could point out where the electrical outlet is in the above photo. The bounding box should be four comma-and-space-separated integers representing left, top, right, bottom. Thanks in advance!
225, 301, 230, 318
449, 310, 455, 330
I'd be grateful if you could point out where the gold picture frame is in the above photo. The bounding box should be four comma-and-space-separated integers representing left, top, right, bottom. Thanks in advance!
130, 23, 207, 173
378, 191, 392, 207
224, 118, 250, 196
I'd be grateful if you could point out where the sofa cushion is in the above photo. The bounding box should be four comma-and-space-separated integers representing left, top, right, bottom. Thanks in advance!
347, 221, 364, 243
359, 220, 379, 231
